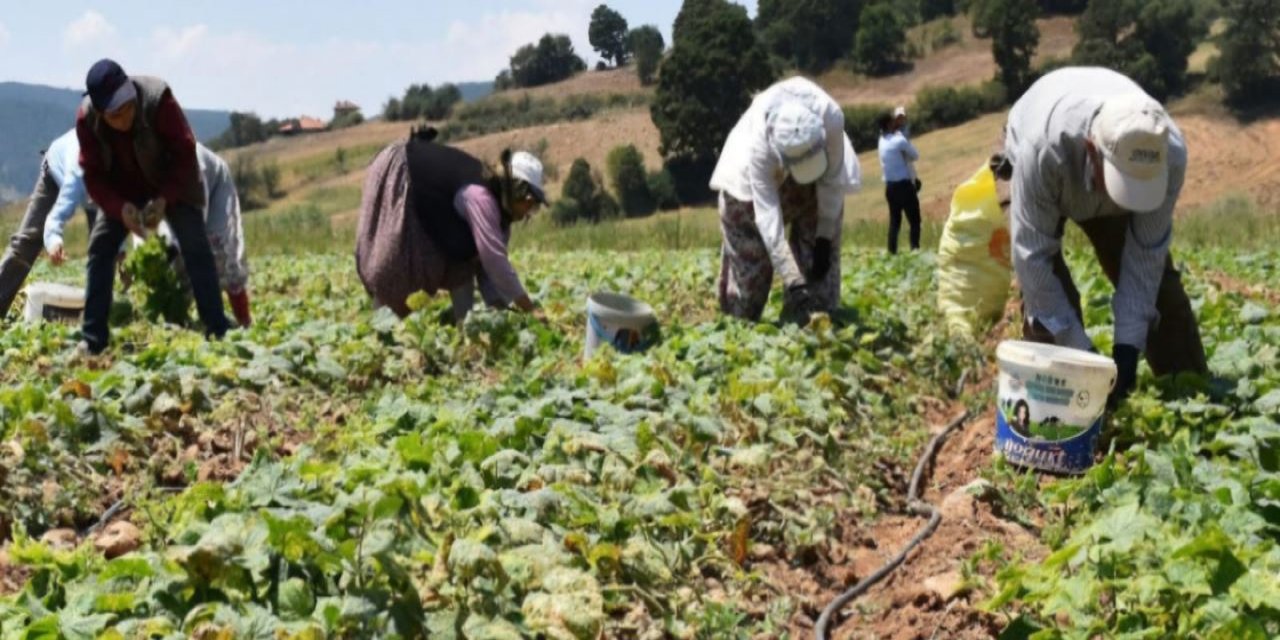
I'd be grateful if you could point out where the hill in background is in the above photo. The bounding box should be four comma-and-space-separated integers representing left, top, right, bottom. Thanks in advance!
0, 82, 232, 203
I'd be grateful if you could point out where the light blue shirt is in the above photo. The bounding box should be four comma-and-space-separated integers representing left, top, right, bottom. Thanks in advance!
41, 129, 93, 250
878, 131, 919, 183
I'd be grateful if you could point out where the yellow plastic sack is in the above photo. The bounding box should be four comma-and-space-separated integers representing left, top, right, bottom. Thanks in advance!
937, 165, 1012, 336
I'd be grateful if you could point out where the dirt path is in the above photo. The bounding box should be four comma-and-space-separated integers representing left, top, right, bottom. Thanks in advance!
752, 300, 1048, 639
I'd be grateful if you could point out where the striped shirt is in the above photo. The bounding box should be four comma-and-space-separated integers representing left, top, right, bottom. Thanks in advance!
1005, 67, 1185, 352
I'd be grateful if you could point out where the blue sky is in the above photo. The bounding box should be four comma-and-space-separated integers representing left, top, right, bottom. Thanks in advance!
0, 0, 758, 119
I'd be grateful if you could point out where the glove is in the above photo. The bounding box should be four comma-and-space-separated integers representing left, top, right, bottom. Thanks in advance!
914, 178, 923, 193
783, 283, 815, 326
809, 238, 833, 282
228, 289, 252, 327
1109, 343, 1140, 409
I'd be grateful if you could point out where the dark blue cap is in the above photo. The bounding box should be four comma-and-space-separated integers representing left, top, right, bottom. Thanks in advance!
85, 59, 136, 113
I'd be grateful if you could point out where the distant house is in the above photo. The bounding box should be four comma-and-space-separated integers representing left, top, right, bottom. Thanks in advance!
333, 100, 360, 118
278, 116, 327, 136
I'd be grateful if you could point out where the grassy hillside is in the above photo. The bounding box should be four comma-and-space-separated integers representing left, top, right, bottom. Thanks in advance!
821, 15, 1078, 107
9, 14, 1279, 259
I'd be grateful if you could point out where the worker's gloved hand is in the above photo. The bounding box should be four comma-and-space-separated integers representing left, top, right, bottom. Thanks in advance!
809, 238, 833, 281
228, 289, 252, 327
914, 178, 923, 193
1109, 343, 1141, 409
783, 282, 816, 326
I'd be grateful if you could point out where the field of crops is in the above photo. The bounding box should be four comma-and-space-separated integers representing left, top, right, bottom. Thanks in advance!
0, 243, 1277, 639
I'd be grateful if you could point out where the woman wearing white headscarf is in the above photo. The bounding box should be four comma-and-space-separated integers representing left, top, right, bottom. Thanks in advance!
710, 76, 861, 323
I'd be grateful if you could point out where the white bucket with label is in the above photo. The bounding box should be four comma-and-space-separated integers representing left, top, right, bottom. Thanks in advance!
584, 292, 659, 359
994, 340, 1117, 474
24, 282, 86, 325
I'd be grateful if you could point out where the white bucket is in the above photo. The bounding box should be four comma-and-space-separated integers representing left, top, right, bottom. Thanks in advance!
584, 292, 659, 359
994, 340, 1117, 474
24, 282, 86, 325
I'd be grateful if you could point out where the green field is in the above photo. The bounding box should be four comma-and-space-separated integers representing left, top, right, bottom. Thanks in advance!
0, 221, 1277, 637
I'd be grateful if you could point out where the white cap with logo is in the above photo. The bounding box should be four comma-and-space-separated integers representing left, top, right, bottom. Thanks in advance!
1090, 94, 1172, 213
510, 151, 547, 204
768, 102, 828, 185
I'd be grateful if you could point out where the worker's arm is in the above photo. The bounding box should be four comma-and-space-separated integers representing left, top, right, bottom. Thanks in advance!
1112, 163, 1181, 352
77, 107, 127, 220
896, 134, 920, 163
152, 91, 201, 208
814, 99, 858, 241
748, 138, 805, 288
205, 160, 250, 296
456, 185, 534, 311
1010, 147, 1093, 351
43, 165, 89, 254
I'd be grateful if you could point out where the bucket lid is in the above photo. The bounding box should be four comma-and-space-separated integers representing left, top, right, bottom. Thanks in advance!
588, 292, 655, 320
996, 340, 1116, 373
26, 282, 86, 307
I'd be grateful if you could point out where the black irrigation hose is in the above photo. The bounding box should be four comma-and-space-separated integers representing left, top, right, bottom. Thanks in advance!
814, 409, 972, 640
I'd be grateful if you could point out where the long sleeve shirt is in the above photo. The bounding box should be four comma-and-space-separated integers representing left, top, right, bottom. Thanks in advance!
878, 131, 919, 183
709, 77, 862, 287
196, 144, 248, 294
40, 129, 94, 250
447, 185, 528, 316
1005, 67, 1185, 352
76, 90, 200, 220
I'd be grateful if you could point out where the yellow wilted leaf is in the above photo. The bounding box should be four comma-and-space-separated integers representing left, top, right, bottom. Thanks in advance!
730, 516, 750, 566
59, 379, 92, 399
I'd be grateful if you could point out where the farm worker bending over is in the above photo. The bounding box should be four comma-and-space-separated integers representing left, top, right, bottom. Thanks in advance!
711, 77, 861, 323
76, 59, 230, 354
1003, 67, 1207, 407
0, 129, 99, 317
878, 111, 922, 254
356, 127, 546, 322
45, 142, 252, 327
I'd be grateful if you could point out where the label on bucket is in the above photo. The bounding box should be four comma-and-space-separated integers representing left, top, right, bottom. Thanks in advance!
995, 410, 1101, 475
588, 313, 659, 354
995, 356, 1109, 474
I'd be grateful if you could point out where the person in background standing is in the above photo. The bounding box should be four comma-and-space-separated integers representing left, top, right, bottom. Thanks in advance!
0, 130, 99, 317
75, 58, 229, 354
878, 112, 922, 254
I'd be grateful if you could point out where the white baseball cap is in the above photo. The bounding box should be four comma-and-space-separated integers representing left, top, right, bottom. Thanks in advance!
769, 102, 828, 185
510, 151, 546, 204
1090, 94, 1171, 213
893, 105, 907, 118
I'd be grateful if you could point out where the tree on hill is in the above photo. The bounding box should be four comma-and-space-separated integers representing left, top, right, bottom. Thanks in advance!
989, 0, 1040, 99
552, 158, 619, 225
628, 26, 666, 85
505, 34, 588, 88
590, 5, 630, 67
385, 84, 463, 121
920, 0, 957, 21
606, 144, 656, 217
209, 112, 281, 150
756, 0, 862, 74
652, 0, 774, 201
853, 2, 909, 75
1074, 0, 1209, 100
1213, 0, 1280, 105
